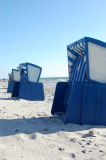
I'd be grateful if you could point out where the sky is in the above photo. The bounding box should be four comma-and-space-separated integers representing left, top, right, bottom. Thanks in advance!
0, 0, 106, 78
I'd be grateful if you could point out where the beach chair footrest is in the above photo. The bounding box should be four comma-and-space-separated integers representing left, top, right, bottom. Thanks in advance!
54, 112, 66, 121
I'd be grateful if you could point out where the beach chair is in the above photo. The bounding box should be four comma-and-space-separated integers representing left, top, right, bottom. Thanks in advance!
7, 69, 20, 93
51, 37, 106, 125
12, 62, 44, 101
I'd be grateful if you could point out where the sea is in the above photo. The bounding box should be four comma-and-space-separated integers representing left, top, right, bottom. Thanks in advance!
39, 77, 68, 83
0, 77, 69, 83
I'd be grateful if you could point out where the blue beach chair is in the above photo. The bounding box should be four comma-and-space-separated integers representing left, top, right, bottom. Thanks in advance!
51, 37, 106, 125
12, 62, 44, 101
7, 69, 20, 93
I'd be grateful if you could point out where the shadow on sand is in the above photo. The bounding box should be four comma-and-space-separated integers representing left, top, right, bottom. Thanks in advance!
0, 88, 7, 89
0, 97, 19, 101
0, 116, 106, 138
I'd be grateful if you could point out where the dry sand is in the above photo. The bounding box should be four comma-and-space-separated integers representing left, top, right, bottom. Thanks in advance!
0, 82, 106, 160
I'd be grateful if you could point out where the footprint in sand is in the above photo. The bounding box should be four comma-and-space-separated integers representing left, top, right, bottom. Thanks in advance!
71, 153, 75, 158
29, 133, 37, 140
70, 138, 76, 143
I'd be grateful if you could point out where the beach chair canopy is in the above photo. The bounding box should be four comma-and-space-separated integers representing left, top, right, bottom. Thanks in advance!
17, 62, 42, 83
67, 37, 106, 83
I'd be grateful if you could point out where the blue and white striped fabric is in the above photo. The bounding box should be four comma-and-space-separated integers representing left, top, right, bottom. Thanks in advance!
64, 55, 87, 105
64, 40, 86, 106
67, 41, 85, 76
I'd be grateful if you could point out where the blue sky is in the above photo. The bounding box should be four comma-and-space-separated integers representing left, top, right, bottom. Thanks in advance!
0, 0, 106, 78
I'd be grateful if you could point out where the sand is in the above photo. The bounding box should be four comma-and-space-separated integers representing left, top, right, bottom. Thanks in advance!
0, 82, 106, 160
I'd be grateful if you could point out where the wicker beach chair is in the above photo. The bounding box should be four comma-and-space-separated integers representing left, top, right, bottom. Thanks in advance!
51, 37, 106, 125
12, 62, 44, 101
